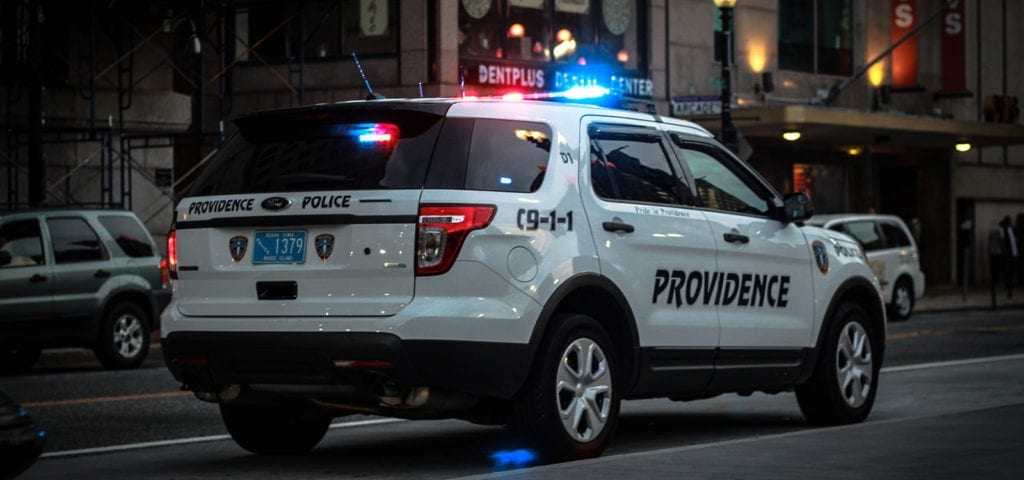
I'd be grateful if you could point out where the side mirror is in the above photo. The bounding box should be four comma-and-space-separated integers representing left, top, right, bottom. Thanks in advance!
782, 192, 814, 224
0, 251, 11, 267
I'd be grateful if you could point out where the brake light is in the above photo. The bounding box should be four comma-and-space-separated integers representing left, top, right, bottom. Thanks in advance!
167, 227, 178, 280
416, 205, 496, 276
160, 257, 170, 286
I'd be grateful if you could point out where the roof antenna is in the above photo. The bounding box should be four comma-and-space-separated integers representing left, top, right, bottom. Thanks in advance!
352, 51, 383, 100
418, 82, 424, 98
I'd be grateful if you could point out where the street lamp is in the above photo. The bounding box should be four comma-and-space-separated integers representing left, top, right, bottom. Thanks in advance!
713, 0, 737, 153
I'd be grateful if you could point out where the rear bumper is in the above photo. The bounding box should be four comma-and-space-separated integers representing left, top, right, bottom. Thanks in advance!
162, 331, 534, 399
148, 288, 172, 330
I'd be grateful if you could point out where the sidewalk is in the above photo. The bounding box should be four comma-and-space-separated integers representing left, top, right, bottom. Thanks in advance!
916, 284, 1024, 313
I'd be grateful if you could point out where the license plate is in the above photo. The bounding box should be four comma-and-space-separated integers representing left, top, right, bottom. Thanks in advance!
253, 230, 307, 264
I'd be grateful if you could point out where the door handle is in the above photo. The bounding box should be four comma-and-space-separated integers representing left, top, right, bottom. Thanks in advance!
723, 232, 750, 244
30, 274, 48, 283
94, 269, 111, 279
603, 222, 635, 233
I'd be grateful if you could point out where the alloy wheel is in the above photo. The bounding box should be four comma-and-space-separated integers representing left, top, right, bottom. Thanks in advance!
555, 338, 612, 442
113, 314, 144, 359
835, 321, 873, 408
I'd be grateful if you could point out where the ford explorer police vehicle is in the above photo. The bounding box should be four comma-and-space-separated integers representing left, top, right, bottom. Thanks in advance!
162, 95, 885, 461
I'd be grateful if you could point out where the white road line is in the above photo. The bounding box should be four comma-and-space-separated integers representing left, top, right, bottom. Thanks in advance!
39, 418, 404, 459
37, 354, 1024, 460
455, 404, 1024, 480
458, 353, 1024, 480
880, 353, 1024, 373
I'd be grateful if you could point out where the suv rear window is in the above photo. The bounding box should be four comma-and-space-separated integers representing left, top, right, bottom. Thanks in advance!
98, 215, 155, 257
188, 108, 446, 196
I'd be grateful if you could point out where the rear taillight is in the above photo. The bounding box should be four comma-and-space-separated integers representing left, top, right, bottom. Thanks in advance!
160, 257, 170, 286
167, 227, 178, 280
416, 205, 496, 276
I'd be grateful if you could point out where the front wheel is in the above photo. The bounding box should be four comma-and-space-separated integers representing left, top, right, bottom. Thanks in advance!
95, 302, 150, 369
220, 403, 331, 455
508, 314, 620, 462
796, 302, 880, 425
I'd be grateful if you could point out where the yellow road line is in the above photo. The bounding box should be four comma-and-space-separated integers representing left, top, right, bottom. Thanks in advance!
22, 390, 191, 408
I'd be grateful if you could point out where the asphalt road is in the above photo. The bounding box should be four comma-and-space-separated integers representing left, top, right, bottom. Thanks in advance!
3, 308, 1023, 479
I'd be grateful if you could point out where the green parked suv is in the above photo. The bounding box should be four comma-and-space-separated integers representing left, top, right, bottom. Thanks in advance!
0, 208, 170, 371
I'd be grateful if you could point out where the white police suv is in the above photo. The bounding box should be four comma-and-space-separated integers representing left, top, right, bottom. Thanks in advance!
163, 96, 885, 461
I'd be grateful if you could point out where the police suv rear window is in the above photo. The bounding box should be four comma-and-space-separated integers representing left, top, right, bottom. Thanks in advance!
188, 108, 445, 196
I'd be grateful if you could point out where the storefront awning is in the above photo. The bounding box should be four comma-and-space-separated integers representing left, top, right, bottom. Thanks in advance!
688, 105, 1024, 151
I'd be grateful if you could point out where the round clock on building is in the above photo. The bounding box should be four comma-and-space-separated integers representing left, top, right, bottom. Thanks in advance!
602, 0, 631, 35
462, 0, 492, 19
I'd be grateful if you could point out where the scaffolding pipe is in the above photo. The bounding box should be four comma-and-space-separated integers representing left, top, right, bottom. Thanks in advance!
27, 0, 44, 207
208, 12, 298, 85
89, 0, 97, 131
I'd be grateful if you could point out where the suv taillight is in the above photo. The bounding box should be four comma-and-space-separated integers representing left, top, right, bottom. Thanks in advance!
160, 257, 170, 286
167, 226, 178, 280
416, 205, 496, 276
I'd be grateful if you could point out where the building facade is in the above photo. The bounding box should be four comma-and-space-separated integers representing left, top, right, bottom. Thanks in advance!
3, 0, 1023, 286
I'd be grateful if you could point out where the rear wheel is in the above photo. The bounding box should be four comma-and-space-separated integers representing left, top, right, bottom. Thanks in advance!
889, 278, 914, 321
796, 302, 879, 425
95, 302, 150, 369
508, 314, 620, 462
220, 403, 331, 455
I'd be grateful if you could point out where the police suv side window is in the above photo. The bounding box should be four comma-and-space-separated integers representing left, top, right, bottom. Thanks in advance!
671, 141, 770, 216
589, 130, 693, 206
464, 120, 552, 193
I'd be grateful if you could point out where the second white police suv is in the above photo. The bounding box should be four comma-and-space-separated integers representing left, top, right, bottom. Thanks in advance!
162, 96, 885, 461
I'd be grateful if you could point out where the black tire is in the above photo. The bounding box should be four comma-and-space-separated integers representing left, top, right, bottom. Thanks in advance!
508, 313, 620, 462
94, 302, 151, 370
888, 277, 914, 321
0, 390, 45, 479
0, 348, 42, 374
220, 403, 331, 455
796, 302, 880, 425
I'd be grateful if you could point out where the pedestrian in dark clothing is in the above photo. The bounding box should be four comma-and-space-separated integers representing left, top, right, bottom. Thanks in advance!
1016, 213, 1024, 286
990, 216, 1018, 306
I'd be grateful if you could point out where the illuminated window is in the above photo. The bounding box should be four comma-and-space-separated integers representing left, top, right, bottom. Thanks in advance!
778, 0, 852, 76
239, 1, 399, 64
459, 0, 644, 70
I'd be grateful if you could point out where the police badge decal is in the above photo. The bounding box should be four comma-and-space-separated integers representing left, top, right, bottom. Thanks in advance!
812, 240, 829, 275
229, 236, 248, 263
315, 234, 335, 262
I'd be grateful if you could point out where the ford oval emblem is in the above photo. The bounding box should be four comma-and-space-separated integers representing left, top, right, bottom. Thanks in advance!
261, 197, 291, 211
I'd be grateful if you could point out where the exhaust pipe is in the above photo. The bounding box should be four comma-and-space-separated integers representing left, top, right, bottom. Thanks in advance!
376, 383, 476, 410
193, 384, 241, 403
